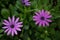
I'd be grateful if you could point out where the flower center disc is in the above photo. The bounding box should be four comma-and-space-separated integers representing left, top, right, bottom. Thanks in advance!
40, 17, 45, 20
10, 25, 14, 28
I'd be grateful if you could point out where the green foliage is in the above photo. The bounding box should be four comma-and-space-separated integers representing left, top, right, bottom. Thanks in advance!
1, 8, 10, 18
0, 0, 60, 40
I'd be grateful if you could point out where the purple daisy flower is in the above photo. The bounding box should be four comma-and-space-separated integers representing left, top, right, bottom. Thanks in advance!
22, 0, 31, 6
33, 10, 52, 27
2, 16, 23, 36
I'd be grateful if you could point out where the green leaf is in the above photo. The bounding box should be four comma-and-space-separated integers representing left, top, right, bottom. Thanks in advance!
0, 29, 4, 33
55, 31, 60, 40
27, 37, 31, 40
44, 37, 51, 40
23, 25, 29, 30
0, 34, 3, 38
9, 4, 18, 16
1, 8, 10, 18
43, 0, 49, 5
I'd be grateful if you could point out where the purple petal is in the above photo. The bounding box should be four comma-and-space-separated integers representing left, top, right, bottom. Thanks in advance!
2, 26, 8, 29
19, 25, 23, 27
4, 29, 9, 33
45, 11, 50, 15
33, 16, 39, 20
35, 12, 40, 16
15, 25, 23, 27
46, 19, 52, 22
23, 0, 29, 3
25, 2, 31, 6
33, 19, 38, 21
8, 17, 11, 23
45, 22, 49, 26
33, 16, 38, 19
3, 22, 9, 25
7, 29, 11, 35
46, 15, 52, 18
12, 16, 15, 23
41, 10, 45, 14
15, 28, 21, 31
17, 22, 23, 25
11, 30, 14, 36
39, 22, 42, 26
42, 22, 45, 27
35, 21, 39, 25
15, 17, 19, 23
14, 29, 17, 35
4, 20, 9, 24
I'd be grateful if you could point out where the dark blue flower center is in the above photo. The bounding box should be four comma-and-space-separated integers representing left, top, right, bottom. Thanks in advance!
10, 25, 14, 28
40, 17, 45, 20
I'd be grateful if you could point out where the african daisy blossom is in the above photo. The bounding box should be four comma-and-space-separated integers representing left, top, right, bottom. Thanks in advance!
2, 16, 23, 36
33, 10, 52, 27
22, 0, 31, 6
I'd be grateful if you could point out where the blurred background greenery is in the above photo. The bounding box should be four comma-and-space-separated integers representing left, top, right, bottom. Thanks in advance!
0, 0, 60, 40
